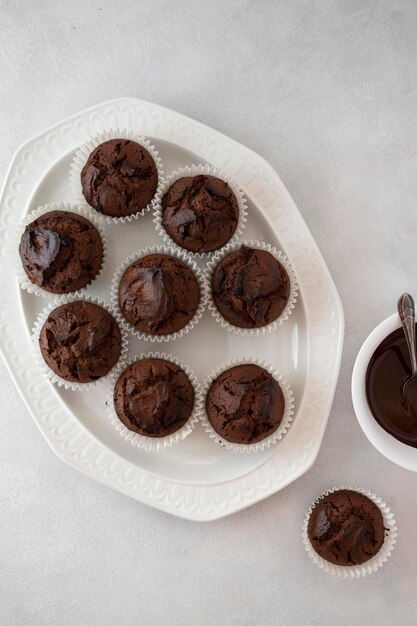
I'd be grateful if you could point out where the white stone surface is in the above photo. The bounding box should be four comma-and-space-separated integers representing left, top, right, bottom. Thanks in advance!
1, 1, 417, 624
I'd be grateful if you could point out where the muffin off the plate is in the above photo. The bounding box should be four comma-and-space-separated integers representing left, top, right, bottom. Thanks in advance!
307, 489, 385, 566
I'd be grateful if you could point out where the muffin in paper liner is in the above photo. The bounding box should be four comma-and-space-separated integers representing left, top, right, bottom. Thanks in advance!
153, 162, 248, 258
31, 295, 129, 392
15, 203, 109, 299
110, 244, 207, 343
106, 352, 202, 452
200, 357, 294, 453
69, 128, 164, 224
204, 239, 299, 336
302, 486, 397, 579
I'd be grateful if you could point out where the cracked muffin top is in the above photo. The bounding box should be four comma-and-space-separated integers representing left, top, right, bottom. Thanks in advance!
81, 139, 158, 217
39, 301, 121, 383
307, 489, 385, 566
161, 174, 239, 253
19, 210, 103, 294
205, 364, 285, 444
113, 358, 195, 437
211, 245, 290, 329
118, 253, 200, 336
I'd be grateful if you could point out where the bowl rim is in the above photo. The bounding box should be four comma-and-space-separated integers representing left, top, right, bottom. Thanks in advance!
352, 312, 417, 471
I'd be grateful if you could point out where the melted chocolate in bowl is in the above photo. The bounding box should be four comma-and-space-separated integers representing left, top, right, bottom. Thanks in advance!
366, 325, 417, 447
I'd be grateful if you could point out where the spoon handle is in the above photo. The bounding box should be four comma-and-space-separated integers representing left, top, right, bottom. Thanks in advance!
398, 293, 417, 376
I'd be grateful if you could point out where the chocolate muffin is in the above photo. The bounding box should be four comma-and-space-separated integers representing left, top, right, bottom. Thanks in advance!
161, 174, 239, 253
212, 245, 291, 329
19, 210, 103, 294
118, 254, 200, 335
114, 358, 194, 437
205, 364, 285, 444
39, 301, 121, 383
81, 139, 158, 217
307, 490, 385, 566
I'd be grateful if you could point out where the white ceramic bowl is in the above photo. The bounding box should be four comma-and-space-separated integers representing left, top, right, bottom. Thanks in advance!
352, 313, 417, 471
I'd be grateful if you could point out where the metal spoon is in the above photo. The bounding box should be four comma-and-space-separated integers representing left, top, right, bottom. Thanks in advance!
397, 293, 417, 406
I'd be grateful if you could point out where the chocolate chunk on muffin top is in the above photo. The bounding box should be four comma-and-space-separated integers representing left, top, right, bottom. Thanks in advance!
118, 254, 200, 335
39, 301, 121, 383
205, 364, 285, 444
307, 489, 385, 566
161, 174, 239, 253
81, 139, 158, 217
114, 358, 195, 437
19, 210, 103, 294
211, 245, 291, 328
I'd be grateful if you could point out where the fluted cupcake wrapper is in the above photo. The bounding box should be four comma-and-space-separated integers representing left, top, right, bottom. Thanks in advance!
31, 295, 129, 391
204, 239, 299, 336
153, 163, 248, 259
106, 353, 202, 452
15, 203, 109, 300
200, 357, 294, 454
110, 244, 207, 343
302, 486, 397, 579
69, 128, 164, 224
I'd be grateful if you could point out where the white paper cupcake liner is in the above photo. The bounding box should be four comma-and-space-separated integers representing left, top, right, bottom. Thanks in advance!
106, 353, 202, 452
204, 239, 299, 336
110, 244, 207, 343
200, 357, 294, 453
302, 486, 397, 579
31, 295, 129, 391
14, 203, 109, 300
153, 163, 248, 258
69, 128, 164, 224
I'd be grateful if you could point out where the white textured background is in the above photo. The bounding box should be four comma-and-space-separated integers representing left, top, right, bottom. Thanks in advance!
2, 1, 417, 624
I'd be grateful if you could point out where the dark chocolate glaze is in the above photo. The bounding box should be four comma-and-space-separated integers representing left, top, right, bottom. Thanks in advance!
205, 364, 285, 444
366, 325, 417, 447
212, 246, 290, 329
20, 228, 71, 283
307, 490, 385, 566
114, 358, 194, 437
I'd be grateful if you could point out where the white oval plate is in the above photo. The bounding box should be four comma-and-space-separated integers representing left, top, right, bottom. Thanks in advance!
0, 98, 344, 521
